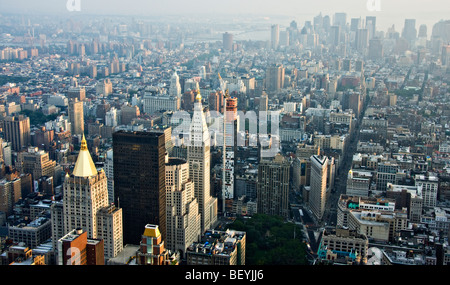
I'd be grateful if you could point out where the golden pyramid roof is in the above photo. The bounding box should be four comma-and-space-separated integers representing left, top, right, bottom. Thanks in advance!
143, 224, 160, 238
72, 134, 98, 178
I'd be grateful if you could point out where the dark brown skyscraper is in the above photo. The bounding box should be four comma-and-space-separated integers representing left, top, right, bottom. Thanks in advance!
113, 131, 166, 245
257, 154, 290, 218
3, 115, 31, 152
208, 91, 223, 113
182, 90, 195, 112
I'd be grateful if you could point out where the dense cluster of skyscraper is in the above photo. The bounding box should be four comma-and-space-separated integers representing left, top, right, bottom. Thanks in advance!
0, 7, 449, 267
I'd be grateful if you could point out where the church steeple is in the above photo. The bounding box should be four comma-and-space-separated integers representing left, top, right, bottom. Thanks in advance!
72, 134, 98, 177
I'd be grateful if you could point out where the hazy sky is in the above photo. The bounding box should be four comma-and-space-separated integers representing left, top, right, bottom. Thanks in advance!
1, 0, 449, 31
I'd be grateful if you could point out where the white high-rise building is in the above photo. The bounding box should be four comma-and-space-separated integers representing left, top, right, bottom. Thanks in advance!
1, 141, 12, 166
184, 79, 199, 93
271, 24, 280, 50
199, 66, 206, 80
61, 135, 122, 259
96, 79, 113, 96
310, 155, 329, 221
165, 157, 201, 258
346, 169, 371, 197
187, 91, 218, 233
97, 204, 123, 259
105, 107, 118, 127
45, 115, 71, 132
227, 80, 246, 94
105, 149, 114, 204
223, 97, 239, 200
142, 93, 180, 114
283, 102, 298, 113
415, 174, 438, 208
63, 135, 108, 239
170, 72, 182, 97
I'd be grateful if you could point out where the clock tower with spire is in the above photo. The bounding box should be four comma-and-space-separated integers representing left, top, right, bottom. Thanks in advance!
187, 90, 218, 233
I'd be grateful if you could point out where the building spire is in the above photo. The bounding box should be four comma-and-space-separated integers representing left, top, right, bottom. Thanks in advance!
80, 134, 88, 150
195, 89, 202, 102
72, 134, 98, 177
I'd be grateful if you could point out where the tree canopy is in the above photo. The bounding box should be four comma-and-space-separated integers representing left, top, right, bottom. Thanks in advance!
226, 214, 308, 265
19, 109, 58, 127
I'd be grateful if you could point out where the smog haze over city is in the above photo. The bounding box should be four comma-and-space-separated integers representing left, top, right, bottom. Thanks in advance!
0, 0, 450, 279
2, 0, 450, 30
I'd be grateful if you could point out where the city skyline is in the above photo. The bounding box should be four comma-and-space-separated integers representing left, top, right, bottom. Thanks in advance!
1, 0, 450, 33
1, 0, 450, 271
